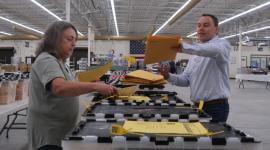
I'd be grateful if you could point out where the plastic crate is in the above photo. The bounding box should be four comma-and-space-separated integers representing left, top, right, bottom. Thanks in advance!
63, 119, 262, 150
82, 103, 210, 122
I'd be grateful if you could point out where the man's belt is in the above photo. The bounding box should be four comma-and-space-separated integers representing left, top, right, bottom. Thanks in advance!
195, 98, 228, 107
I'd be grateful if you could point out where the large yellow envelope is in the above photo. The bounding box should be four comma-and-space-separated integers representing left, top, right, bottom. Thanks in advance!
123, 121, 209, 136
116, 86, 150, 102
121, 78, 167, 85
117, 85, 138, 96
117, 96, 151, 102
76, 61, 112, 82
144, 35, 181, 64
125, 70, 164, 82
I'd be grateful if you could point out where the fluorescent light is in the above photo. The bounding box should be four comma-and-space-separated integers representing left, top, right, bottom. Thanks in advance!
264, 36, 270, 38
77, 31, 84, 36
31, 0, 62, 21
0, 16, 44, 34
31, 0, 84, 36
186, 32, 197, 37
110, 0, 119, 36
242, 26, 270, 34
153, 0, 193, 35
219, 1, 270, 25
222, 34, 238, 39
0, 31, 12, 36
187, 1, 270, 37
222, 26, 270, 39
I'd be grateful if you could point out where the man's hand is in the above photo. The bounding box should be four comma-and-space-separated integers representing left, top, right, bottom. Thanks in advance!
158, 64, 170, 80
171, 39, 183, 53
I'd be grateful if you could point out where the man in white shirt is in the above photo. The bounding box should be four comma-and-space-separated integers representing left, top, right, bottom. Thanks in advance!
159, 14, 231, 123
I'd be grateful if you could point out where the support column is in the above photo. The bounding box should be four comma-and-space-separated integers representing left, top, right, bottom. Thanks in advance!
66, 0, 71, 67
88, 24, 95, 67
66, 0, 70, 22
238, 27, 242, 69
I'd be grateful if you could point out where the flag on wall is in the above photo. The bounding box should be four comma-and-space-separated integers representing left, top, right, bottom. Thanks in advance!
130, 40, 145, 54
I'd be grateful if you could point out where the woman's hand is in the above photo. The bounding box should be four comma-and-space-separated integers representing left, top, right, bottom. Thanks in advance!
95, 83, 118, 96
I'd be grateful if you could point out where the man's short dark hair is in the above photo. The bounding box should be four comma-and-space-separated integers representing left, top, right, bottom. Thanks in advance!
201, 14, 219, 26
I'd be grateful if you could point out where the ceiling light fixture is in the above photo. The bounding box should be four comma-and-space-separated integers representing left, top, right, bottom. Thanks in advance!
264, 36, 270, 38
0, 16, 44, 34
110, 0, 119, 36
31, 0, 84, 36
153, 0, 197, 35
31, 0, 62, 21
187, 1, 270, 37
222, 26, 270, 39
0, 31, 13, 36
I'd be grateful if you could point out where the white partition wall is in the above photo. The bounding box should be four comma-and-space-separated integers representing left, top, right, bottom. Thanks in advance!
0, 40, 39, 63
0, 40, 130, 62
76, 40, 130, 56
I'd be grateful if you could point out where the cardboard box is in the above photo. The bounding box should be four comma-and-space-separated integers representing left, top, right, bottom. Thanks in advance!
15, 79, 29, 100
0, 81, 17, 104
18, 63, 28, 72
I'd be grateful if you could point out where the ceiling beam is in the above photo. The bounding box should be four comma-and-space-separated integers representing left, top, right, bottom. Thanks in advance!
13, 25, 43, 38
0, 35, 40, 40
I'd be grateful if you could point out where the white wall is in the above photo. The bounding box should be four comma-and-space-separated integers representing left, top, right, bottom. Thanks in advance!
230, 46, 270, 78
0, 40, 130, 63
76, 40, 130, 56
240, 46, 270, 66
0, 40, 39, 63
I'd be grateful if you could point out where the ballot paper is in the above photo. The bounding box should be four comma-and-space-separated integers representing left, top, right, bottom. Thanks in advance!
76, 61, 112, 82
144, 35, 181, 64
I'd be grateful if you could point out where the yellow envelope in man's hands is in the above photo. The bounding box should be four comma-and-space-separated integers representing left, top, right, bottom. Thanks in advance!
144, 36, 181, 64
117, 85, 138, 96
76, 61, 112, 82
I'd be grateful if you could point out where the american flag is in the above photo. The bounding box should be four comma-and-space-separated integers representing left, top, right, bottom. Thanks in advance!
130, 40, 145, 54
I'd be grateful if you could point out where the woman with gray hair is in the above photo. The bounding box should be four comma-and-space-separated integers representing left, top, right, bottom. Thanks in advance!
27, 21, 117, 150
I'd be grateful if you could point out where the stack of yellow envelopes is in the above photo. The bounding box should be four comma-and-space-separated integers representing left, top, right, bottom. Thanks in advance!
121, 70, 167, 85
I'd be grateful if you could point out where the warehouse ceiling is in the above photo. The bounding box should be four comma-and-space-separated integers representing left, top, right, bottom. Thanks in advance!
0, 0, 270, 43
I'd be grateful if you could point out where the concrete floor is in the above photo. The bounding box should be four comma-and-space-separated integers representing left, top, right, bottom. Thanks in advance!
0, 79, 270, 150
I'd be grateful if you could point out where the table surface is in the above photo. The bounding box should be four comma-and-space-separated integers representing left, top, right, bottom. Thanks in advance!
235, 74, 270, 82
0, 99, 28, 119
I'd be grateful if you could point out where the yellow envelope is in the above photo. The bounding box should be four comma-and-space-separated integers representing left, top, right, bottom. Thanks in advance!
76, 61, 112, 82
123, 121, 209, 136
126, 70, 164, 82
121, 78, 167, 85
144, 35, 181, 64
117, 86, 138, 96
118, 96, 151, 102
